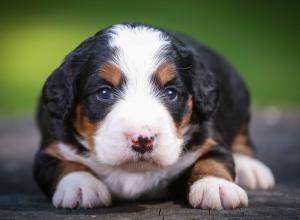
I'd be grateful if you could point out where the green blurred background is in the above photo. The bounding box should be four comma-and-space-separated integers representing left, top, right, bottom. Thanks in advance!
0, 0, 299, 116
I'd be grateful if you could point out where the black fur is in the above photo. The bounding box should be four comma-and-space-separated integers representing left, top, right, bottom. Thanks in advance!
33, 150, 62, 197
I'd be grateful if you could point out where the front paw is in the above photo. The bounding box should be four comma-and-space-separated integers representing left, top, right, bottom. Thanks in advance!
233, 153, 275, 190
52, 172, 112, 208
188, 176, 248, 210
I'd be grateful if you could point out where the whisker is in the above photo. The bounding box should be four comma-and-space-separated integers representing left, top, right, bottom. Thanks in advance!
177, 65, 192, 70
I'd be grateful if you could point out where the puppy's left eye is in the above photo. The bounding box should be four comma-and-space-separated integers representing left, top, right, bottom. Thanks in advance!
163, 87, 178, 101
96, 86, 114, 101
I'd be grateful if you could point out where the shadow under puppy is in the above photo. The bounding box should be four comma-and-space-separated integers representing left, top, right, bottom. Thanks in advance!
34, 23, 275, 209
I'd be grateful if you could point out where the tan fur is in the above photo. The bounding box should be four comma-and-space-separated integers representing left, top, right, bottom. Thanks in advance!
52, 161, 94, 191
99, 63, 122, 86
189, 159, 234, 185
188, 138, 233, 185
73, 105, 97, 152
198, 138, 218, 153
176, 96, 193, 137
45, 144, 64, 160
44, 144, 94, 192
231, 124, 255, 157
156, 63, 176, 86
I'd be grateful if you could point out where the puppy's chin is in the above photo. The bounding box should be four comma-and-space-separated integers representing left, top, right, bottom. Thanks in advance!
118, 161, 163, 172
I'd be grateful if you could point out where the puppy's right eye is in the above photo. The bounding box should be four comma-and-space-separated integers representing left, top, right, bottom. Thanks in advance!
163, 87, 178, 101
96, 86, 114, 101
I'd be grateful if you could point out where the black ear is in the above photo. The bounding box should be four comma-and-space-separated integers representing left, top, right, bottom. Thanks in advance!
42, 35, 96, 118
41, 36, 97, 140
43, 62, 75, 121
174, 40, 219, 121
190, 58, 219, 121
41, 59, 76, 140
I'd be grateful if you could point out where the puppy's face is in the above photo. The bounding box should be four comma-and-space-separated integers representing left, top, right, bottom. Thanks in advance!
71, 25, 193, 170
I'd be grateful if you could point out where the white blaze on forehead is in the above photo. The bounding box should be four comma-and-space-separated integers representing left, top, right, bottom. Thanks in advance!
91, 25, 182, 168
109, 24, 170, 84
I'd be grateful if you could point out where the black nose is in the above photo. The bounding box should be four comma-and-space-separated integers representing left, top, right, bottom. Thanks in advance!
131, 135, 155, 154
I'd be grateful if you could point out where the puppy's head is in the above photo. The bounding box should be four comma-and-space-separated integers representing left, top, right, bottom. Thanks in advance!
43, 24, 218, 170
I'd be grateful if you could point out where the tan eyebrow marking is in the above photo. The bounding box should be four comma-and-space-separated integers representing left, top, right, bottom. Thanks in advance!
98, 63, 122, 86
156, 63, 176, 86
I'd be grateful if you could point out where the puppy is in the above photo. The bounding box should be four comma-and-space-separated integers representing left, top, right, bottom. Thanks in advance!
34, 23, 275, 209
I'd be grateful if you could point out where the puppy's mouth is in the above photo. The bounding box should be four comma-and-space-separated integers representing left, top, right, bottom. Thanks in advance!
118, 155, 162, 172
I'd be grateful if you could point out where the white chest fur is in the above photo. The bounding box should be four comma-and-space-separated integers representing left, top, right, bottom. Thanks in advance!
58, 143, 203, 200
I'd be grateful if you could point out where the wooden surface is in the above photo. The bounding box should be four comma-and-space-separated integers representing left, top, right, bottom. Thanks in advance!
1, 188, 300, 220
0, 109, 300, 219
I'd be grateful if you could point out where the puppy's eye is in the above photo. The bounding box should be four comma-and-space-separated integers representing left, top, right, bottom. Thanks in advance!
96, 86, 114, 101
163, 88, 178, 101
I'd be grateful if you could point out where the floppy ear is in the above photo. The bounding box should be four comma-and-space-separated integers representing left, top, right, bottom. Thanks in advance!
190, 58, 219, 121
41, 36, 97, 140
175, 41, 219, 121
42, 59, 76, 140
43, 61, 74, 119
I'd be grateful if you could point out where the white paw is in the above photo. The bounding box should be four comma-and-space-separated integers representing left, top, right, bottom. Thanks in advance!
188, 176, 248, 210
52, 172, 112, 208
233, 153, 275, 190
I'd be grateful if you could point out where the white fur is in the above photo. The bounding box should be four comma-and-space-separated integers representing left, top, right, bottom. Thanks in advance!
109, 24, 170, 79
58, 143, 204, 200
52, 172, 111, 208
93, 96, 182, 167
88, 25, 183, 168
189, 176, 248, 210
233, 153, 275, 189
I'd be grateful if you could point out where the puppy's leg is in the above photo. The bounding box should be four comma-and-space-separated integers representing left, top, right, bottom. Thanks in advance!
188, 146, 248, 210
232, 124, 275, 189
33, 145, 111, 208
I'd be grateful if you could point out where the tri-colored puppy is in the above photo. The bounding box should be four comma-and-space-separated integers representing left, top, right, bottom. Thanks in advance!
34, 23, 275, 209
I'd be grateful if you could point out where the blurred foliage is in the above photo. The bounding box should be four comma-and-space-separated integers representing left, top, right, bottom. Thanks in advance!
0, 0, 299, 115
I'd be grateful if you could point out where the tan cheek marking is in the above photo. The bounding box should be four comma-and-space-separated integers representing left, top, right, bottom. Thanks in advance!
189, 158, 234, 186
156, 63, 176, 86
176, 95, 193, 137
73, 105, 97, 153
231, 124, 255, 157
98, 63, 122, 86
